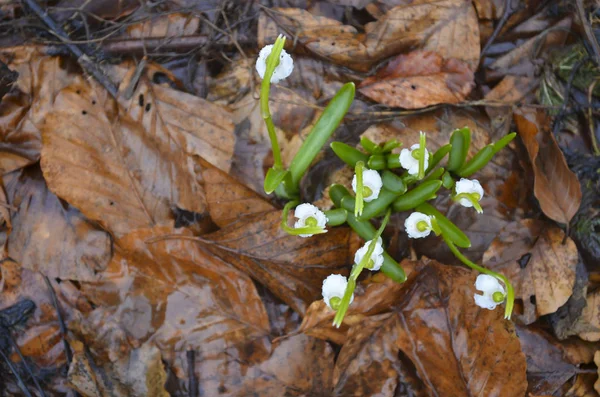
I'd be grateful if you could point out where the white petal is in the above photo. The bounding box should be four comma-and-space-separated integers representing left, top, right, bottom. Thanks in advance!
294, 203, 327, 238
322, 274, 353, 309
399, 148, 419, 175
354, 238, 384, 270
370, 253, 384, 271
474, 293, 498, 310
404, 212, 432, 239
455, 178, 484, 198
363, 169, 383, 201
354, 244, 369, 265
475, 274, 505, 295
294, 203, 319, 220
255, 43, 294, 83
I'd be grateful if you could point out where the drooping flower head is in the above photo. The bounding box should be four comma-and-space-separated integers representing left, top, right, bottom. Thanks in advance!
255, 36, 294, 83
322, 274, 353, 311
354, 237, 384, 271
474, 274, 506, 310
399, 132, 429, 176
294, 203, 327, 238
454, 178, 484, 213
351, 169, 383, 202
404, 212, 433, 239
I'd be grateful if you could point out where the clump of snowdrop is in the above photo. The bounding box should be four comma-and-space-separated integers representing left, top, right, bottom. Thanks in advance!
352, 168, 383, 202
474, 274, 506, 310
294, 203, 327, 238
404, 212, 433, 239
255, 36, 294, 83
399, 132, 429, 176
454, 178, 484, 213
354, 237, 384, 271
322, 274, 353, 310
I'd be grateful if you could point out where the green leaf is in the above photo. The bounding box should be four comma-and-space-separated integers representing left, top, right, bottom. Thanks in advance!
264, 168, 289, 194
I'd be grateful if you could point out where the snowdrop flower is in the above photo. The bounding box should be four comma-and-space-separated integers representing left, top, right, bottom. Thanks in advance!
399, 133, 429, 175
351, 169, 383, 202
322, 274, 353, 311
294, 203, 327, 238
404, 212, 433, 239
454, 178, 484, 213
354, 237, 384, 271
474, 274, 506, 310
255, 37, 294, 83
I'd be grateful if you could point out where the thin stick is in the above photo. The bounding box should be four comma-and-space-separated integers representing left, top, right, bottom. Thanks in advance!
187, 349, 197, 397
8, 336, 46, 397
43, 276, 72, 366
481, 0, 518, 57
0, 346, 33, 397
576, 0, 600, 66
22, 0, 118, 97
588, 79, 600, 155
552, 58, 588, 135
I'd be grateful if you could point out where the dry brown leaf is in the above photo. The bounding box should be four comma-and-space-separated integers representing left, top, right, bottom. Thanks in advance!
40, 66, 234, 236
359, 50, 475, 108
565, 373, 598, 397
299, 260, 419, 344
514, 108, 582, 225
483, 219, 579, 324
5, 166, 111, 281
333, 260, 527, 396
567, 290, 600, 342
201, 210, 352, 315
68, 339, 169, 397
123, 12, 199, 38
595, 352, 600, 394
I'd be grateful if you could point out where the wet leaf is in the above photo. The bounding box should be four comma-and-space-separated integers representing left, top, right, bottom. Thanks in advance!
333, 259, 527, 396
359, 50, 475, 109
5, 165, 111, 281
483, 219, 579, 324
201, 210, 352, 315
514, 108, 582, 225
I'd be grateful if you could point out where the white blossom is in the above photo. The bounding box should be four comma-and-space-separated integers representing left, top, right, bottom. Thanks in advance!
294, 203, 327, 238
404, 212, 433, 239
351, 169, 383, 202
322, 274, 353, 310
255, 38, 294, 83
474, 274, 506, 310
399, 142, 429, 175
454, 178, 484, 210
354, 237, 384, 271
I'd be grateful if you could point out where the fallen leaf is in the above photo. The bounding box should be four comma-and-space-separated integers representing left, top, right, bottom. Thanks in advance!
123, 12, 199, 38
567, 290, 600, 342
595, 352, 600, 393
565, 373, 597, 397
5, 165, 111, 281
201, 210, 352, 315
359, 50, 475, 109
516, 326, 578, 395
514, 107, 582, 225
333, 259, 527, 396
483, 219, 579, 324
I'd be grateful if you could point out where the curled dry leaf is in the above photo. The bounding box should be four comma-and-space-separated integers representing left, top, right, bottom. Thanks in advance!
514, 108, 582, 225
201, 210, 352, 315
259, 0, 480, 72
5, 165, 111, 281
333, 260, 527, 397
483, 219, 579, 324
40, 65, 235, 237
67, 340, 169, 397
359, 50, 475, 109
299, 260, 419, 344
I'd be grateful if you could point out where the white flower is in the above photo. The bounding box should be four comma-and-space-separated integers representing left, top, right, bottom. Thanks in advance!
255, 39, 294, 83
354, 237, 384, 271
404, 212, 433, 239
474, 274, 506, 310
351, 169, 383, 202
322, 274, 353, 310
399, 142, 429, 175
294, 203, 327, 238
454, 178, 484, 212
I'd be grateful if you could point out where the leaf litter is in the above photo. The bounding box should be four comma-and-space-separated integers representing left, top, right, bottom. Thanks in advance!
0, 0, 598, 396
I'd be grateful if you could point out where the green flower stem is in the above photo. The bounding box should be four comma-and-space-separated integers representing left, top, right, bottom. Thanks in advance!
330, 142, 369, 167
453, 193, 483, 213
355, 161, 365, 217
333, 209, 392, 327
392, 180, 442, 212
416, 203, 471, 248
280, 201, 327, 236
447, 127, 471, 172
418, 132, 426, 180
442, 235, 515, 320
260, 36, 286, 171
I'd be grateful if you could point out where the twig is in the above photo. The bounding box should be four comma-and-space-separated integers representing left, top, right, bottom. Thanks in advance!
22, 0, 118, 97
588, 78, 600, 155
0, 348, 33, 397
187, 349, 197, 397
552, 57, 588, 135
576, 0, 600, 67
8, 336, 46, 397
43, 276, 72, 366
481, 0, 519, 57
102, 34, 252, 55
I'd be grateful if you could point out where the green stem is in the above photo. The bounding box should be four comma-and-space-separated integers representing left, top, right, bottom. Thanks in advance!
355, 161, 365, 217
443, 235, 515, 320
418, 132, 426, 180
281, 200, 327, 236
